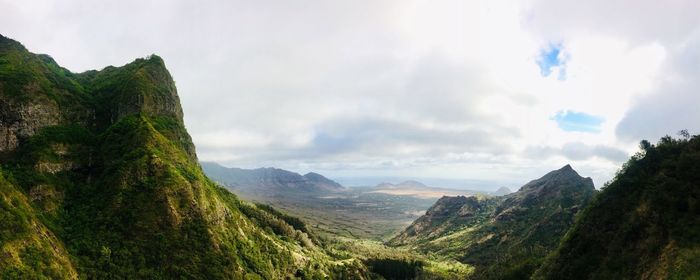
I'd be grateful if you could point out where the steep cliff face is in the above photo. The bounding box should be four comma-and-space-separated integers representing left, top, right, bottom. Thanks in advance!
0, 37, 76, 152
0, 34, 366, 279
534, 136, 700, 280
389, 165, 596, 279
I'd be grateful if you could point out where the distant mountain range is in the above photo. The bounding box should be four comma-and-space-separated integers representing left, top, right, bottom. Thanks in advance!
201, 161, 345, 194
370, 180, 481, 199
201, 162, 476, 240
4, 33, 698, 280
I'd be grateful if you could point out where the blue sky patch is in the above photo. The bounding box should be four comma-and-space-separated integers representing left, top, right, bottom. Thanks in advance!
551, 111, 604, 133
536, 43, 568, 80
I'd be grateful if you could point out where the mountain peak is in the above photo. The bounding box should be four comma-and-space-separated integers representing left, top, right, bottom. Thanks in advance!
84, 53, 184, 127
535, 135, 700, 279
517, 164, 595, 196
542, 164, 585, 180
551, 164, 577, 176
303, 171, 323, 177
494, 186, 512, 195
0, 37, 370, 278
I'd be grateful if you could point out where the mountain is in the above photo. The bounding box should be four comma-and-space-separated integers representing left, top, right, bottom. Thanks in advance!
376, 180, 428, 189
388, 195, 498, 246
203, 163, 442, 240
493, 186, 512, 196
389, 164, 596, 279
534, 136, 700, 279
0, 34, 366, 279
304, 172, 345, 190
370, 180, 479, 199
201, 161, 345, 194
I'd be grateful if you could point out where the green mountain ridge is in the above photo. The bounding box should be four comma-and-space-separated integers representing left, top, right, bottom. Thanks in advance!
0, 34, 367, 279
534, 136, 700, 279
2, 33, 699, 280
389, 164, 597, 279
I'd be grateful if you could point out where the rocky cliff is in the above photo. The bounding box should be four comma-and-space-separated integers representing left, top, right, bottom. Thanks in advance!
0, 34, 366, 279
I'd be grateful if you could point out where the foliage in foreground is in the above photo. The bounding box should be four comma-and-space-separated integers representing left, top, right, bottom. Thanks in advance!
534, 134, 700, 280
326, 237, 474, 279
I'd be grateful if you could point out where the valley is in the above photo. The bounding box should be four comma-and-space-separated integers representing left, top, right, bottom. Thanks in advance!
1, 33, 699, 279
202, 162, 482, 240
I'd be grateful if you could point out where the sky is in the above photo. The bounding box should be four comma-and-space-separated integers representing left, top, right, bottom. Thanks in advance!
2, 0, 699, 190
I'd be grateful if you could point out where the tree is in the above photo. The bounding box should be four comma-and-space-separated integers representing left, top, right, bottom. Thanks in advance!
639, 140, 652, 151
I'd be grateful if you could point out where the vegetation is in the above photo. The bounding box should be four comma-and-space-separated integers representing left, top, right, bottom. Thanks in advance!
0, 169, 78, 279
325, 237, 474, 279
389, 165, 597, 279
201, 162, 477, 241
3, 32, 700, 280
534, 134, 700, 279
365, 258, 423, 280
0, 34, 367, 279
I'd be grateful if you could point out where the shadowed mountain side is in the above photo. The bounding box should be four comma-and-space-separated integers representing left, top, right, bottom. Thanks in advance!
389, 164, 596, 279
534, 136, 700, 280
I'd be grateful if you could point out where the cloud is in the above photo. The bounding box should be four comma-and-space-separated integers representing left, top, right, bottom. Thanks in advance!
309, 117, 518, 157
616, 32, 700, 142
526, 142, 628, 163
2, 0, 698, 188
196, 115, 519, 166
524, 0, 700, 45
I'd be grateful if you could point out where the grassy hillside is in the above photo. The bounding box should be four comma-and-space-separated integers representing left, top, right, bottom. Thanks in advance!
0, 169, 78, 279
0, 34, 368, 279
534, 135, 700, 280
389, 165, 596, 279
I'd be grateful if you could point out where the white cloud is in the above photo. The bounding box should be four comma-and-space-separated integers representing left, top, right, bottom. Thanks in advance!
616, 32, 700, 142
2, 0, 698, 189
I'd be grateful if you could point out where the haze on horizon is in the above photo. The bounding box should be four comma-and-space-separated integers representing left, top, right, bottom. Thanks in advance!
2, 0, 699, 189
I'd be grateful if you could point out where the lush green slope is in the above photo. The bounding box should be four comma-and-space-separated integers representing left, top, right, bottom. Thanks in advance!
534, 135, 700, 280
0, 34, 367, 279
0, 169, 78, 279
389, 165, 596, 279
